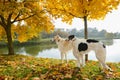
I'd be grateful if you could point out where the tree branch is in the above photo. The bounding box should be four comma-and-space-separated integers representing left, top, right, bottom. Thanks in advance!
0, 21, 4, 27
11, 11, 21, 24
15, 14, 35, 22
12, 9, 45, 23
0, 15, 6, 27
7, 12, 13, 24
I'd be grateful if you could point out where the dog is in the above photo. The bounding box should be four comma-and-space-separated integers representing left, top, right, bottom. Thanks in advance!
52, 35, 72, 63
67, 35, 111, 70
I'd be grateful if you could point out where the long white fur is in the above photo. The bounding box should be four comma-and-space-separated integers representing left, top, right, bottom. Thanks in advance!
53, 35, 72, 63
68, 36, 111, 70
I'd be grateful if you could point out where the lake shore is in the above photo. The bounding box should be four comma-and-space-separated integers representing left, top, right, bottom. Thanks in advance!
0, 38, 56, 47
0, 39, 120, 63
0, 54, 120, 80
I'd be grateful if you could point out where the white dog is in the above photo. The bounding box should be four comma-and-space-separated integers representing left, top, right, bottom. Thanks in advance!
53, 35, 72, 63
68, 35, 111, 70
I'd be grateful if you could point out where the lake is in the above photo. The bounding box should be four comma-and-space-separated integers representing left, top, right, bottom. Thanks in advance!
0, 39, 120, 63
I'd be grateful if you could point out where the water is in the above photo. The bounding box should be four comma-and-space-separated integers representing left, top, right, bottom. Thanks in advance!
106, 39, 120, 62
0, 39, 120, 62
37, 39, 120, 62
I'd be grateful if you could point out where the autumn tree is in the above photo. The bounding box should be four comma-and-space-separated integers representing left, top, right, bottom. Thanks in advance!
45, 0, 120, 61
0, 0, 54, 55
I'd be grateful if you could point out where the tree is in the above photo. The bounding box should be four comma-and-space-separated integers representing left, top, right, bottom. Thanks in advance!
105, 32, 114, 39
0, 0, 54, 55
45, 0, 120, 61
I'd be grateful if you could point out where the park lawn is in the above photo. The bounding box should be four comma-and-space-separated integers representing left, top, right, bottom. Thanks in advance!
0, 54, 120, 80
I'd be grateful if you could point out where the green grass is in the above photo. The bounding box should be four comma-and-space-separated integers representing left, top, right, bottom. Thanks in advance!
0, 54, 120, 80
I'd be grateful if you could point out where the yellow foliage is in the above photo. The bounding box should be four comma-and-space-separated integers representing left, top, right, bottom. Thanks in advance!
0, 1, 54, 42
0, 27, 6, 40
45, 0, 120, 23
0, 0, 120, 43
95, 75, 103, 80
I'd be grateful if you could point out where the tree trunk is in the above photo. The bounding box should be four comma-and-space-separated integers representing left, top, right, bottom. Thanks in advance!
0, 13, 14, 55
83, 16, 88, 62
5, 25, 15, 55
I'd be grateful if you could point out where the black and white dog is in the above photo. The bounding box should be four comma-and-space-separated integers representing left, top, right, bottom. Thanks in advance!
68, 35, 111, 70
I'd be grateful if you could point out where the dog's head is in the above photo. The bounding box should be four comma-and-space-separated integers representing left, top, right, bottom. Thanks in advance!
68, 35, 76, 41
52, 35, 61, 43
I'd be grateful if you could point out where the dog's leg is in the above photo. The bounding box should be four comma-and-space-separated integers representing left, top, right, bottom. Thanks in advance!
61, 53, 64, 63
77, 54, 83, 67
78, 53, 86, 67
78, 54, 83, 67
65, 53, 68, 63
95, 50, 112, 71
73, 50, 81, 67
81, 53, 85, 67
76, 58, 81, 67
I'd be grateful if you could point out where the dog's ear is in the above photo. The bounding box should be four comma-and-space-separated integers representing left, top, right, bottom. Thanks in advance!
68, 35, 75, 40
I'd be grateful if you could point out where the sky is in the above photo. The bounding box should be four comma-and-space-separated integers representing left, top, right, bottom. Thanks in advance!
54, 5, 120, 33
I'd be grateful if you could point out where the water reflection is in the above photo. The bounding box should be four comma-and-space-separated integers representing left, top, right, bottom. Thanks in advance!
0, 39, 120, 62
15, 45, 56, 56
101, 39, 113, 46
36, 39, 120, 62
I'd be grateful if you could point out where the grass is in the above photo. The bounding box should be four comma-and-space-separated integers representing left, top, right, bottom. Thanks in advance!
0, 54, 120, 80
